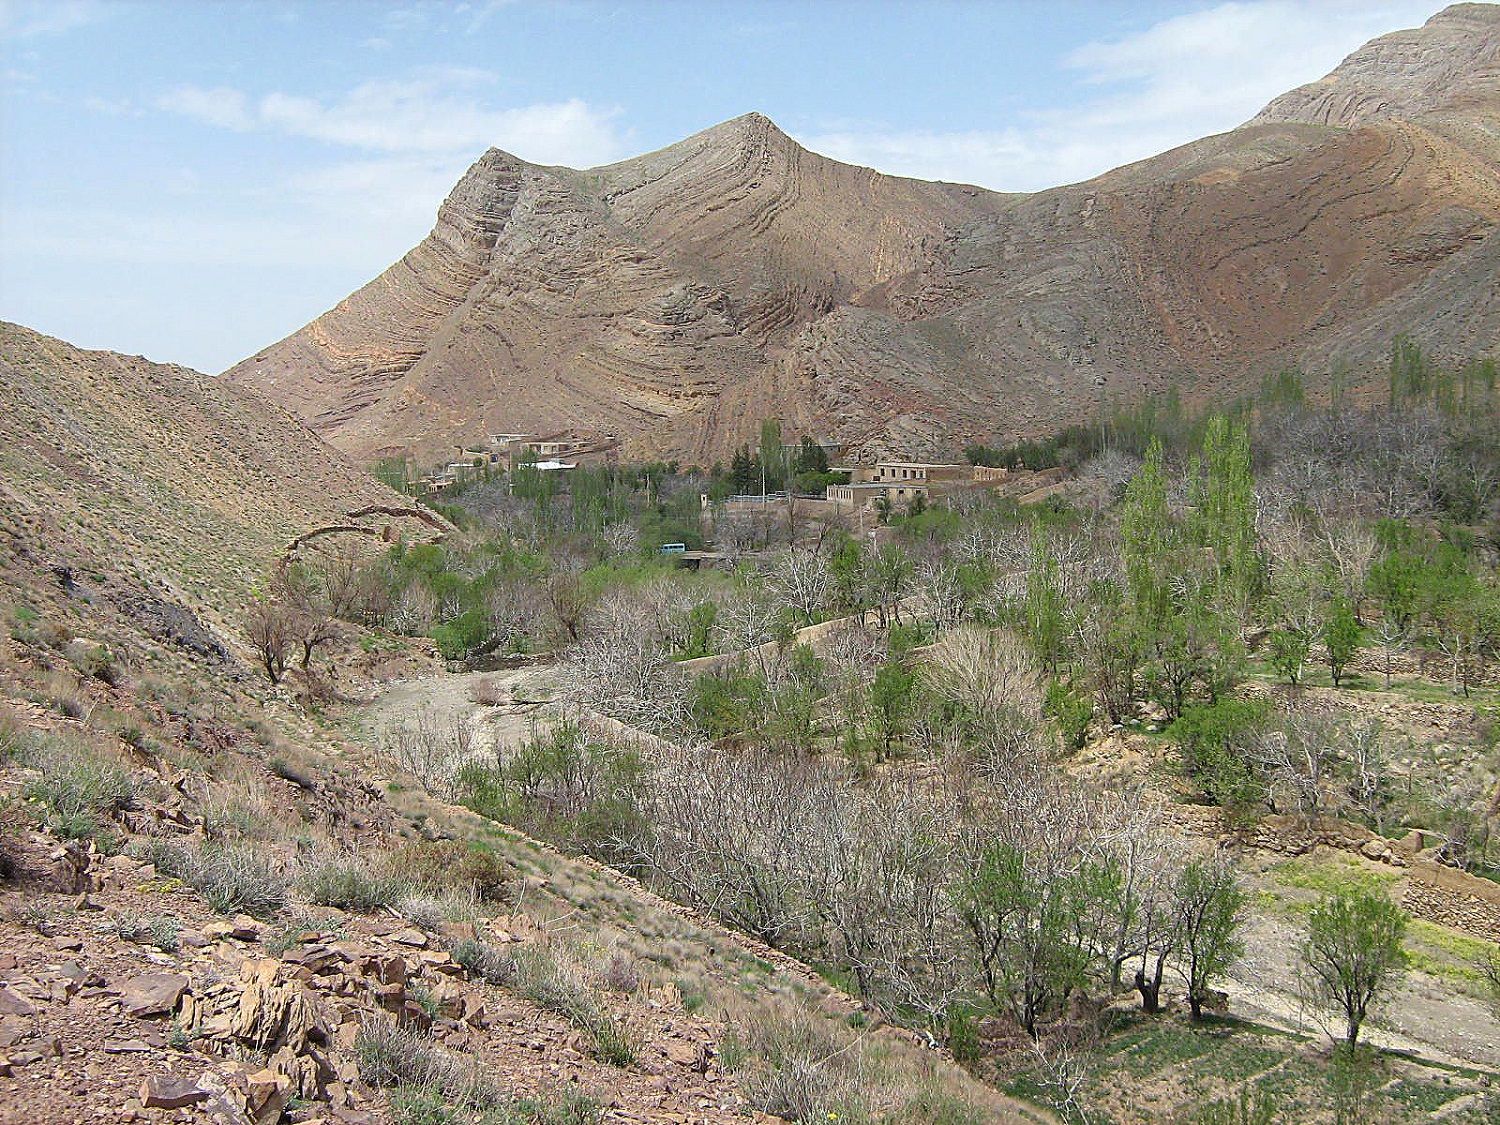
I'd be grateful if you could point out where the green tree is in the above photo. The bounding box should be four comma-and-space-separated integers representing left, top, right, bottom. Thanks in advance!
952, 842, 1095, 1037
793, 435, 828, 475
1044, 678, 1093, 753
1300, 889, 1408, 1047
1025, 524, 1069, 674
758, 419, 787, 492
1324, 597, 1363, 687
1267, 626, 1313, 686
1121, 438, 1174, 623
728, 445, 759, 494
1175, 856, 1246, 1021
869, 661, 917, 758
828, 537, 866, 615
1367, 550, 1421, 633
1188, 415, 1259, 609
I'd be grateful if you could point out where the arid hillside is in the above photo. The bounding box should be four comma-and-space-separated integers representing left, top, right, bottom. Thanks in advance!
226, 4, 1500, 465
0, 321, 426, 660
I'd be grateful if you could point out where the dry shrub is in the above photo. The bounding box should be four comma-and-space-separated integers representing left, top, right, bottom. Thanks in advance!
40, 670, 92, 720
201, 776, 304, 842
729, 1007, 870, 1123
354, 1016, 501, 1106
137, 838, 288, 917
385, 839, 513, 902
469, 675, 508, 706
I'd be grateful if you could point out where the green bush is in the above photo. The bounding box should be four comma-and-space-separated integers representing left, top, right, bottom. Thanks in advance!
1044, 678, 1094, 753
22, 734, 137, 840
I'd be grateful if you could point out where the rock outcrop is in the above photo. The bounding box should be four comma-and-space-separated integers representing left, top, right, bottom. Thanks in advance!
227, 5, 1500, 464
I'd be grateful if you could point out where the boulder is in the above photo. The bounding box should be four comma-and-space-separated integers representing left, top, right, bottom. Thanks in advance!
139, 1074, 209, 1109
0, 986, 35, 1018
119, 972, 190, 1018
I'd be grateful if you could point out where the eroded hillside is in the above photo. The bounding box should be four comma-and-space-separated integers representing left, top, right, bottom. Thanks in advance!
226, 5, 1500, 464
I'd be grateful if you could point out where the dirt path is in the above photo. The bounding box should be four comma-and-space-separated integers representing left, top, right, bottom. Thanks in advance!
366, 664, 559, 761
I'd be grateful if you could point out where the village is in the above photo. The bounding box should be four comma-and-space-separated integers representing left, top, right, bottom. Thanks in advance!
407, 429, 1073, 547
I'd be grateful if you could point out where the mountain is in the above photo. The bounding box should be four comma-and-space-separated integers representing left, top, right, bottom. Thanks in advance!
226, 4, 1500, 464
0, 322, 421, 661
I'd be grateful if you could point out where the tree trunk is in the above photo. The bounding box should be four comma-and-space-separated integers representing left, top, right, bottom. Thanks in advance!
1188, 992, 1203, 1021
1134, 968, 1160, 1014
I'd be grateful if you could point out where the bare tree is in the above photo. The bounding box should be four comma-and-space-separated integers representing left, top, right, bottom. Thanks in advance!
923, 626, 1044, 772
387, 707, 475, 798
245, 598, 295, 684
768, 547, 831, 626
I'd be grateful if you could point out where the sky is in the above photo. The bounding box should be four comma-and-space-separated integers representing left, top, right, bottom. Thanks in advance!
0, 0, 1458, 374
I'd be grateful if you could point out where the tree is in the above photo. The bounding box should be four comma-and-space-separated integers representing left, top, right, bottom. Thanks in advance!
547, 571, 590, 643
869, 661, 917, 759
953, 838, 1094, 1037
1300, 889, 1408, 1047
728, 445, 758, 494
245, 598, 295, 684
1188, 415, 1259, 609
1120, 438, 1174, 624
1267, 626, 1312, 687
1175, 854, 1245, 1020
1024, 524, 1069, 675
1324, 597, 1363, 687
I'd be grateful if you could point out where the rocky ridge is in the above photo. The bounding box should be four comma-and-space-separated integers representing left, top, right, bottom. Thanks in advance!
226, 5, 1500, 464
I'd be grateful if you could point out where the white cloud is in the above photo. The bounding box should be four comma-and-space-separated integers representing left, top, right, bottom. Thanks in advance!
0, 0, 102, 40
797, 1, 1448, 192
156, 86, 253, 130
158, 73, 630, 166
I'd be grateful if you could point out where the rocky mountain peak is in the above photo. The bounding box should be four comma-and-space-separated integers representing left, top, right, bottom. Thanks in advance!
1252, 2, 1500, 128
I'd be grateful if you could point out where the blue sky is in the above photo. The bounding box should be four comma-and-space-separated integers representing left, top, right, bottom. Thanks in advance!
0, 0, 1455, 373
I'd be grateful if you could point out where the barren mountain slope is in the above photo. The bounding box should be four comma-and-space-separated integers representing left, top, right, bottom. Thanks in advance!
0, 322, 415, 654
228, 4, 1500, 463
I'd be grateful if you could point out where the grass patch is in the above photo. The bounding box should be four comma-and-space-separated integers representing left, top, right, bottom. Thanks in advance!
1269, 854, 1399, 899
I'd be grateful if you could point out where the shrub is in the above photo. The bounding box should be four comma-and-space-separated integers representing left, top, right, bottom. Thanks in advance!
299, 856, 412, 913
452, 938, 516, 986
397, 890, 479, 932
354, 1017, 500, 1107
0, 707, 29, 761
138, 839, 288, 917
731, 1009, 870, 1124
22, 733, 137, 839
945, 1002, 982, 1063
67, 641, 120, 686
505, 943, 636, 1067
384, 839, 512, 903
112, 913, 182, 952
1044, 678, 1093, 753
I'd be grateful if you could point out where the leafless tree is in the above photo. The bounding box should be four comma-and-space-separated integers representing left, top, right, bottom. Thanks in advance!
768, 547, 831, 626
1250, 707, 1343, 817
923, 626, 1045, 772
600, 520, 639, 558
547, 571, 589, 644
245, 598, 295, 684
716, 588, 785, 676
559, 591, 688, 732
387, 707, 475, 798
